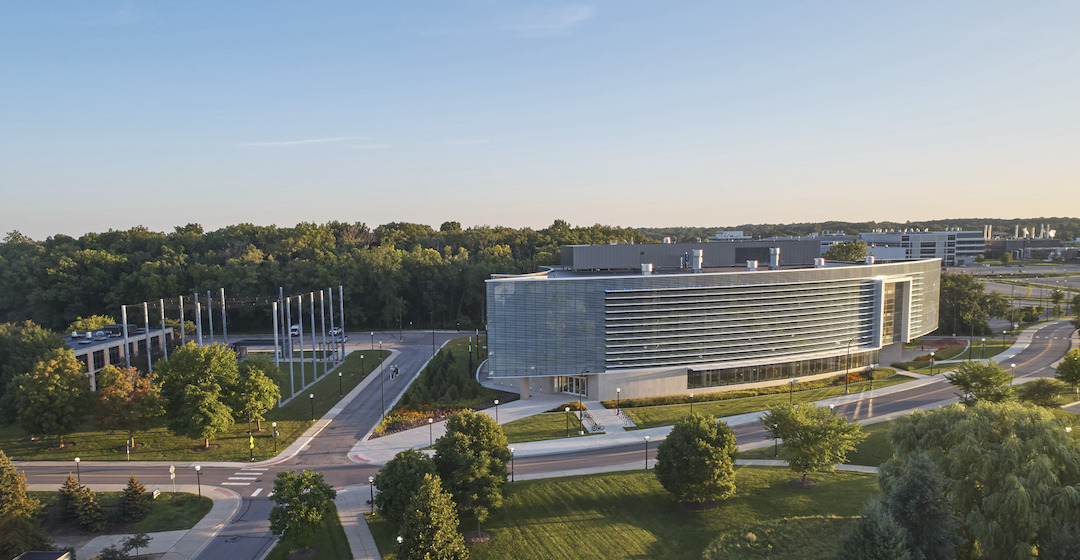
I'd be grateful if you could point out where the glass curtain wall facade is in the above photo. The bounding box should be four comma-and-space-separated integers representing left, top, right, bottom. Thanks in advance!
487, 259, 939, 397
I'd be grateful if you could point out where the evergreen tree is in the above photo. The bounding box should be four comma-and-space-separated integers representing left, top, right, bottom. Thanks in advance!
120, 476, 150, 521
1041, 524, 1080, 560
833, 498, 911, 560
373, 449, 436, 526
0, 450, 51, 558
396, 473, 468, 560
74, 485, 107, 532
879, 452, 961, 560
59, 472, 81, 517
654, 413, 737, 505
1055, 349, 1080, 395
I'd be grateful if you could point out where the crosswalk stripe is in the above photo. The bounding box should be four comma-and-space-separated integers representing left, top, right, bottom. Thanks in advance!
221, 482, 250, 486
229, 477, 258, 480
251, 488, 264, 497
243, 467, 269, 471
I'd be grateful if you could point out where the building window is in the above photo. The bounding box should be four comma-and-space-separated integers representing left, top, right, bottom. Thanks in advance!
92, 350, 105, 371
686, 350, 879, 389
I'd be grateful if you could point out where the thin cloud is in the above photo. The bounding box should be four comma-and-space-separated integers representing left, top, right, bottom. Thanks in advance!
238, 137, 360, 148
511, 6, 595, 36
352, 144, 391, 150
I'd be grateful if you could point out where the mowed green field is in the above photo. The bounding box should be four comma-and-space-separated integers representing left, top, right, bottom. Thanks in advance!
367, 466, 878, 560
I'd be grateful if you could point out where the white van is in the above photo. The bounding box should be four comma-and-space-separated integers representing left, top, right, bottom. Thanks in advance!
290, 324, 300, 337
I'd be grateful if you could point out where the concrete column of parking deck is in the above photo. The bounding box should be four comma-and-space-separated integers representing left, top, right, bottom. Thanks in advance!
30, 483, 241, 560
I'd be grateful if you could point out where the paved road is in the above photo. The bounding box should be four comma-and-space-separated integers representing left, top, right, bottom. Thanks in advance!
17, 321, 1075, 559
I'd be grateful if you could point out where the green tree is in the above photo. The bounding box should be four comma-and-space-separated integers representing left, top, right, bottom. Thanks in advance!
1017, 378, 1066, 408
653, 413, 737, 505
879, 452, 961, 560
0, 450, 51, 558
235, 356, 281, 431
59, 473, 81, 517
65, 315, 115, 333
886, 401, 1080, 559
374, 449, 436, 526
1041, 524, 1080, 560
823, 240, 868, 262
433, 409, 511, 535
268, 469, 337, 550
156, 343, 239, 448
943, 360, 1014, 404
0, 321, 66, 419
167, 386, 234, 449
938, 273, 1009, 335
73, 484, 106, 532
833, 498, 911, 560
760, 403, 866, 485
122, 533, 152, 558
95, 365, 164, 449
120, 476, 150, 521
1000, 252, 1013, 265
12, 348, 92, 446
1055, 348, 1080, 395
396, 473, 468, 560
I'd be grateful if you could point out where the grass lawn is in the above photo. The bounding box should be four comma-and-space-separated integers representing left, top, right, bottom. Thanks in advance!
265, 503, 351, 560
946, 339, 1014, 361
624, 375, 914, 430
501, 412, 592, 444
739, 420, 895, 468
0, 351, 387, 462
35, 490, 212, 535
367, 467, 878, 560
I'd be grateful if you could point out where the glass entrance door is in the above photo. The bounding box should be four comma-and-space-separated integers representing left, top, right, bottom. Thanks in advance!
557, 375, 588, 397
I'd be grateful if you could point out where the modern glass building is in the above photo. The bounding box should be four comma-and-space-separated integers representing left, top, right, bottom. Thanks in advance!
486, 242, 939, 401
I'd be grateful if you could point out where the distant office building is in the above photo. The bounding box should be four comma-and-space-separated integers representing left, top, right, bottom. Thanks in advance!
486, 241, 940, 400
813, 229, 986, 266
65, 324, 173, 390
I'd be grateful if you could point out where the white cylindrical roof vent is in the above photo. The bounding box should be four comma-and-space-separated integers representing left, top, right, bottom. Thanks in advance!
662, 237, 672, 244
747, 260, 758, 270
641, 263, 653, 275
814, 258, 826, 268
865, 255, 875, 265
691, 249, 703, 272
769, 247, 780, 270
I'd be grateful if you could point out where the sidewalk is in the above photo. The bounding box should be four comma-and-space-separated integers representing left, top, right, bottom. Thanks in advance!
31, 483, 241, 560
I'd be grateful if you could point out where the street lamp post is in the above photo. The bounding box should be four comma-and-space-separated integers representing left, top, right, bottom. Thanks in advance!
1011, 363, 1017, 384
643, 436, 650, 469
244, 392, 253, 462
74, 457, 81, 485
428, 417, 434, 446
194, 465, 201, 497
565, 406, 571, 437
930, 351, 936, 374
379, 342, 385, 418
689, 393, 694, 415
368, 476, 375, 514
789, 379, 797, 404
493, 399, 499, 423
616, 387, 621, 415
509, 447, 515, 482
272, 421, 278, 453
309, 393, 314, 421
360, 354, 364, 375
370, 332, 374, 352
338, 371, 343, 398
981, 338, 986, 360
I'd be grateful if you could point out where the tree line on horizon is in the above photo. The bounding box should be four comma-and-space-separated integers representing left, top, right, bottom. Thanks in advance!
2, 217, 1076, 334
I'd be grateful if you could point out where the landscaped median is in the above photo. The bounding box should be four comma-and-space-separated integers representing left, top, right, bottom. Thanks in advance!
619, 372, 913, 431
0, 350, 388, 462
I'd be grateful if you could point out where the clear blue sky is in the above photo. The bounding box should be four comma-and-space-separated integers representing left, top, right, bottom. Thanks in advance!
2, 1, 1078, 239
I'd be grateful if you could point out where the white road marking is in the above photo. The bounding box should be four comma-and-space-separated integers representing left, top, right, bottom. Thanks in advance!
251, 488, 264, 497
243, 467, 269, 471
221, 482, 250, 486
228, 476, 258, 480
